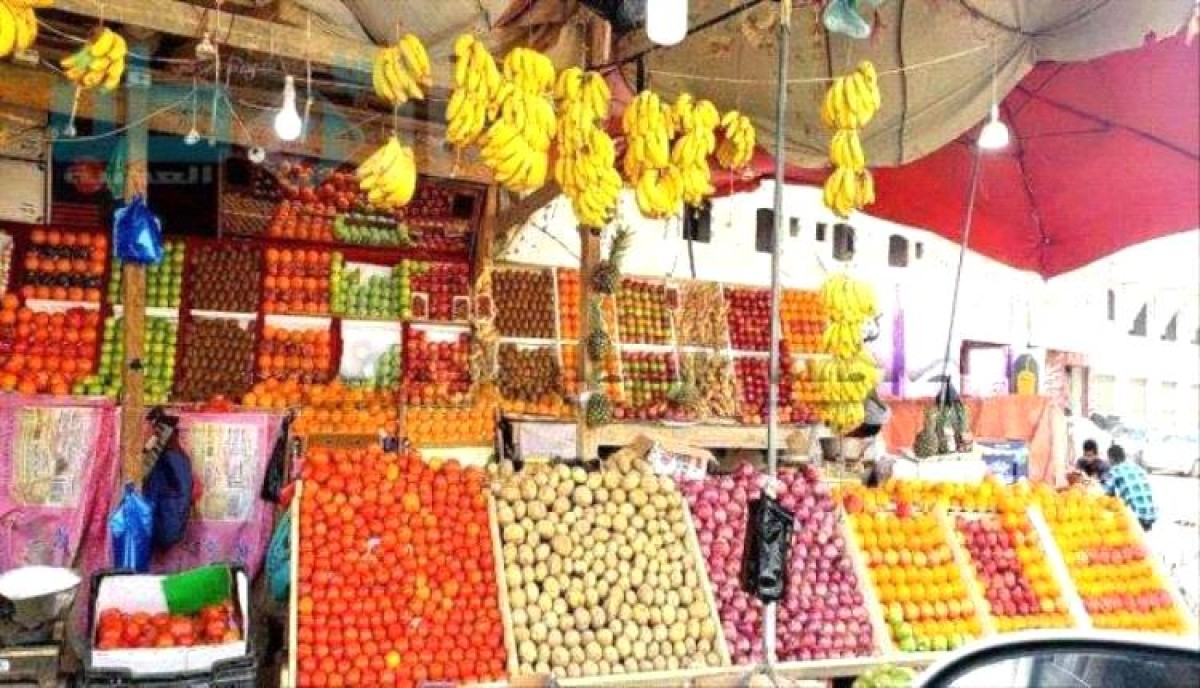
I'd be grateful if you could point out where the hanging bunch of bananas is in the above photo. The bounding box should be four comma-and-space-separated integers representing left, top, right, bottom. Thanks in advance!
821, 60, 881, 218
372, 34, 432, 108
622, 91, 684, 218
817, 272, 880, 435
60, 27, 127, 91
715, 110, 756, 171
667, 94, 720, 206
446, 34, 504, 148
0, 0, 46, 58
355, 136, 417, 209
553, 68, 622, 229
478, 47, 558, 192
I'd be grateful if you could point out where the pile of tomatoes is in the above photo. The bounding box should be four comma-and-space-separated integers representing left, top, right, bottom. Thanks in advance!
296, 446, 506, 687
0, 295, 100, 394
94, 602, 242, 650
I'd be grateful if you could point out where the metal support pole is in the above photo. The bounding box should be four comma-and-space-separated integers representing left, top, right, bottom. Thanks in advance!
762, 1, 791, 670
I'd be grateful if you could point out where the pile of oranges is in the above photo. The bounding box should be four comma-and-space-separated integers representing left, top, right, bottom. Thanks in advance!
1040, 490, 1189, 633
0, 295, 99, 394
263, 248, 332, 315
296, 447, 505, 686
781, 289, 827, 353
257, 327, 333, 383
848, 510, 984, 652
242, 380, 400, 438
556, 268, 580, 339
20, 229, 107, 303
405, 386, 498, 447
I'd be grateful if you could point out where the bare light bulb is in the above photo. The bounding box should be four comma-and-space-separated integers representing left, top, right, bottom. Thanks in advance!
274, 76, 303, 142
646, 0, 689, 46
978, 104, 1010, 150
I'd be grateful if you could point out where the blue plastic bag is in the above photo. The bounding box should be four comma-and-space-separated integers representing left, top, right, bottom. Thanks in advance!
109, 483, 154, 572
266, 511, 291, 602
823, 0, 871, 39
113, 194, 164, 265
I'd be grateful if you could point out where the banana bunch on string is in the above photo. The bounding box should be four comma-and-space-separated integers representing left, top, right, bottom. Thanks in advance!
478, 47, 558, 192
667, 94, 720, 206
816, 272, 880, 434
372, 34, 432, 108
60, 27, 127, 91
0, 0, 47, 58
622, 91, 684, 219
355, 136, 418, 209
715, 110, 756, 171
821, 61, 881, 218
446, 34, 504, 148
553, 68, 622, 229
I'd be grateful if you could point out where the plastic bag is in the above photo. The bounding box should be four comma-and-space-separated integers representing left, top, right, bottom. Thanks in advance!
260, 415, 291, 503
109, 483, 154, 573
823, 0, 871, 39
112, 194, 164, 265
266, 511, 291, 602
740, 494, 794, 603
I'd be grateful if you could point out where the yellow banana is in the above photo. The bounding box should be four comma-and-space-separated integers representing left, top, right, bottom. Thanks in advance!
90, 28, 116, 58
0, 3, 17, 57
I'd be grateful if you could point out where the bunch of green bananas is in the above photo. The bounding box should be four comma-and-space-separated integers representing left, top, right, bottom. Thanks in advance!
371, 34, 431, 108
0, 0, 46, 58
356, 136, 417, 210
446, 34, 503, 147
622, 91, 684, 218
553, 69, 621, 229
821, 61, 882, 219
821, 60, 881, 129
715, 110, 756, 171
667, 94, 720, 206
60, 27, 127, 91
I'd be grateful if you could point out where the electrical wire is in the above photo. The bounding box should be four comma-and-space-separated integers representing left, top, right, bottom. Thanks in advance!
51, 89, 199, 143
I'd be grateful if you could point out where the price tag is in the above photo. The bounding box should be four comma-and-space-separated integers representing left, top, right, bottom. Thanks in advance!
648, 443, 707, 481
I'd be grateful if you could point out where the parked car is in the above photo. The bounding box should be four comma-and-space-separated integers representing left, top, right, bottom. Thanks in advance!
1111, 425, 1150, 464
915, 630, 1199, 688
1141, 433, 1200, 477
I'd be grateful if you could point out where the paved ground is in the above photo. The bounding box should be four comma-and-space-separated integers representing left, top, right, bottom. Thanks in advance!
1146, 473, 1200, 615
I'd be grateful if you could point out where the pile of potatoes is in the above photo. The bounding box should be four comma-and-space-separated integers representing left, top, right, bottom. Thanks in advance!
491, 451, 725, 677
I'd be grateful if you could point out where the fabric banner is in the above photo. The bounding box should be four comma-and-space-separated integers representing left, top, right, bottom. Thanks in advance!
150, 411, 282, 578
0, 396, 120, 572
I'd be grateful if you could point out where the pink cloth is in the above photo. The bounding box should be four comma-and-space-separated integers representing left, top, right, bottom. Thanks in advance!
149, 411, 282, 578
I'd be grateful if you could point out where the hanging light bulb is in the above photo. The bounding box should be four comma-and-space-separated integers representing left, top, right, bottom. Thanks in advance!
274, 76, 303, 142
978, 104, 1010, 150
646, 0, 689, 46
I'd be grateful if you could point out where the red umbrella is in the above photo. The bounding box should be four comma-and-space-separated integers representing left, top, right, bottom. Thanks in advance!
707, 35, 1199, 278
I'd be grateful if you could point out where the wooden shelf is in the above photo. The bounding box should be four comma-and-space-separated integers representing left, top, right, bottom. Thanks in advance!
589, 422, 817, 452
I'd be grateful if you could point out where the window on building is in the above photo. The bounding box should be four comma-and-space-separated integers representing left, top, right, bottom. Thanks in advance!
815, 222, 827, 242
914, 242, 924, 260
789, 217, 801, 238
1106, 289, 1116, 321
833, 223, 855, 261
1129, 304, 1147, 337
1162, 313, 1178, 342
755, 209, 774, 253
888, 235, 909, 267
682, 203, 712, 243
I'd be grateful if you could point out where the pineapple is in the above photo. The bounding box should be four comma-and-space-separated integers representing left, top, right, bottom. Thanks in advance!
950, 401, 973, 452
913, 406, 939, 458
586, 393, 614, 427
935, 408, 952, 455
590, 224, 631, 294
585, 299, 611, 362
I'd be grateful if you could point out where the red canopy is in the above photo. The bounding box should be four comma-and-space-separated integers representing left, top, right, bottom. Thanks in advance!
710, 35, 1200, 278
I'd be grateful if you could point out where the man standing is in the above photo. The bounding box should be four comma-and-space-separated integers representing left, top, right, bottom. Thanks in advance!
1102, 444, 1158, 531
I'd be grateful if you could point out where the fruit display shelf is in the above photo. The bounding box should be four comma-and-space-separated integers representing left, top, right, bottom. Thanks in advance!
843, 507, 991, 653
722, 286, 770, 352
781, 289, 827, 354
256, 319, 336, 385
1035, 489, 1196, 635
0, 298, 101, 395
555, 268, 580, 340
263, 247, 333, 316
616, 277, 673, 346
108, 240, 186, 309
732, 349, 818, 426
404, 260, 471, 322
291, 448, 507, 688
616, 349, 680, 422
186, 242, 263, 314
402, 325, 473, 407
331, 256, 402, 320
492, 266, 559, 341
674, 281, 729, 350
951, 510, 1083, 633
74, 314, 176, 403
174, 314, 257, 403
496, 342, 571, 418
405, 386, 500, 448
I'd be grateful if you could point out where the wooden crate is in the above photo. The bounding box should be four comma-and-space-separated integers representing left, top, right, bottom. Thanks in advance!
838, 510, 897, 655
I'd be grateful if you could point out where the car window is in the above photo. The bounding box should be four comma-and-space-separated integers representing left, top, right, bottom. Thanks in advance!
944, 649, 1199, 688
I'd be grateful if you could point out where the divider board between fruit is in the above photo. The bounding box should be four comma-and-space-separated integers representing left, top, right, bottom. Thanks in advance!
487, 495, 521, 678
23, 298, 102, 313
837, 509, 897, 655
111, 305, 180, 320
188, 309, 261, 322
935, 509, 999, 638
1025, 507, 1093, 630
286, 480, 303, 688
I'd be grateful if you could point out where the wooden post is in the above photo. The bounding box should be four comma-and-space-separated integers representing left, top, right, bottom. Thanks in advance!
118, 40, 154, 483
577, 227, 600, 460
576, 16, 612, 461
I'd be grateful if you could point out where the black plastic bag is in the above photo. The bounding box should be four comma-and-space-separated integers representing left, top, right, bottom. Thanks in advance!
740, 494, 794, 602
260, 415, 292, 503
